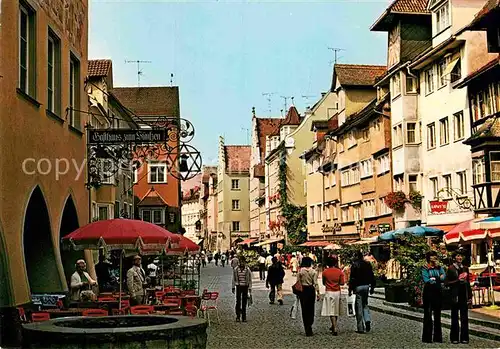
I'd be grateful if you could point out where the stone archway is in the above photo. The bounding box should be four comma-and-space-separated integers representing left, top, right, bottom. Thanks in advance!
59, 196, 82, 284
23, 186, 62, 293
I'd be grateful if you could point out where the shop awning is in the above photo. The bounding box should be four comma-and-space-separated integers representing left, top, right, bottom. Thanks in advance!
237, 238, 258, 246
346, 237, 378, 245
445, 228, 500, 244
479, 216, 500, 230
254, 238, 283, 247
324, 243, 342, 250
427, 224, 457, 233
443, 219, 480, 244
299, 240, 331, 247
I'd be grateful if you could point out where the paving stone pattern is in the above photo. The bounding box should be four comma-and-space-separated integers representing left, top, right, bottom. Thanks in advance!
200, 263, 500, 349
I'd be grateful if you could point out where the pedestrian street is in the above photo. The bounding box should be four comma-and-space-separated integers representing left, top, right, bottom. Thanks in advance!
200, 264, 500, 349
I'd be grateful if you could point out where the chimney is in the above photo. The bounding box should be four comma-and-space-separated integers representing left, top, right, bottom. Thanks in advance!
252, 107, 256, 117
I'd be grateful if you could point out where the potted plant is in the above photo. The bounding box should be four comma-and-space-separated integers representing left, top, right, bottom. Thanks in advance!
384, 191, 407, 213
409, 191, 423, 211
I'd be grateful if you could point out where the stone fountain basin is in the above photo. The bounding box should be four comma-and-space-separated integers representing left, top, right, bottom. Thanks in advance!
22, 315, 208, 349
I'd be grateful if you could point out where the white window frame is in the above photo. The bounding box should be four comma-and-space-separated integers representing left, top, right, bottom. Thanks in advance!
409, 174, 419, 193
473, 158, 485, 185
438, 58, 448, 88
406, 75, 417, 94
148, 162, 167, 183
430, 177, 439, 199
97, 204, 111, 221
360, 159, 373, 179
341, 207, 349, 222
353, 204, 361, 221
309, 206, 315, 223
425, 68, 435, 95
232, 199, 240, 210
379, 197, 391, 215
392, 124, 403, 147
317, 205, 322, 223
490, 151, 500, 182
231, 179, 240, 190
440, 117, 449, 146
454, 111, 465, 141
443, 174, 452, 198
392, 72, 401, 98
376, 154, 390, 175
232, 221, 240, 232
325, 205, 331, 221
456, 171, 467, 195
19, 3, 32, 94
341, 169, 350, 187
69, 54, 80, 128
427, 122, 436, 149
435, 1, 450, 34
406, 122, 417, 144
364, 199, 375, 218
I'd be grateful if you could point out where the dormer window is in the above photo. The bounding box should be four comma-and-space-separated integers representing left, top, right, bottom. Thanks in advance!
435, 1, 450, 34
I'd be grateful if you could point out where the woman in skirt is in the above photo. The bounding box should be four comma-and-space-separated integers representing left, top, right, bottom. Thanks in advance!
321, 255, 345, 335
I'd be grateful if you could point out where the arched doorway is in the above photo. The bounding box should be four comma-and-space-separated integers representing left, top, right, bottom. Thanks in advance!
23, 186, 62, 293
59, 196, 82, 283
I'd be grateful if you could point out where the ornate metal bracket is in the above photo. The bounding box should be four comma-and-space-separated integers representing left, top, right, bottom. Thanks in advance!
436, 187, 475, 210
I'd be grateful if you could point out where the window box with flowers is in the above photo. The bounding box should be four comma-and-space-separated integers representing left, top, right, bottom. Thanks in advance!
384, 191, 407, 213
409, 191, 423, 212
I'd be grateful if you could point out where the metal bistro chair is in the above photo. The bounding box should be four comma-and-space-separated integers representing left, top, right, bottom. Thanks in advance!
200, 292, 220, 325
112, 300, 131, 315
164, 298, 183, 315
82, 309, 109, 317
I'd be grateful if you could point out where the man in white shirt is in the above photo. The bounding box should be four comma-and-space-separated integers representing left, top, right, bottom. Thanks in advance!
147, 260, 158, 287
258, 254, 266, 280
265, 253, 273, 271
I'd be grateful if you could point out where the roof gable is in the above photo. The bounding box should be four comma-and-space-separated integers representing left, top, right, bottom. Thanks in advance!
255, 117, 281, 164
112, 86, 180, 118
88, 59, 112, 78
332, 64, 387, 90
137, 187, 168, 207
225, 145, 251, 173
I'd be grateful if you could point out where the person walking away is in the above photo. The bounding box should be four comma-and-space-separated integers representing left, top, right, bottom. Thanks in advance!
127, 255, 148, 306
207, 251, 213, 264
322, 256, 345, 336
214, 251, 220, 266
290, 253, 299, 276
70, 259, 97, 301
421, 251, 445, 343
147, 260, 158, 288
230, 253, 239, 269
349, 251, 376, 334
201, 251, 207, 268
232, 257, 252, 322
266, 257, 285, 305
95, 254, 112, 293
297, 257, 320, 336
297, 252, 303, 268
221, 253, 227, 267
258, 254, 267, 280
447, 250, 471, 344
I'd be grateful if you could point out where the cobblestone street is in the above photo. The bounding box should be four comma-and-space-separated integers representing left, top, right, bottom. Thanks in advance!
200, 264, 500, 349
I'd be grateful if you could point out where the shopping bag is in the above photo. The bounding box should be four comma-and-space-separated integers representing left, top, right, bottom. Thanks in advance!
290, 296, 299, 319
248, 293, 253, 307
347, 294, 356, 317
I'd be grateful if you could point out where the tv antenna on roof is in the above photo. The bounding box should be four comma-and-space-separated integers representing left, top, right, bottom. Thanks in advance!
280, 96, 293, 112
328, 47, 344, 66
125, 60, 152, 87
262, 92, 276, 115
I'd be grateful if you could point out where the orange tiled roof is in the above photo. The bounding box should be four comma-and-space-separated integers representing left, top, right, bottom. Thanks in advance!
225, 145, 251, 173
88, 59, 112, 78
112, 87, 180, 117
334, 64, 387, 87
255, 117, 281, 162
137, 187, 168, 207
269, 105, 302, 136
391, 0, 429, 13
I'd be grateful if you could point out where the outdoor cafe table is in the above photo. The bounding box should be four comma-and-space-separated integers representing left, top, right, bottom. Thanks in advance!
69, 300, 120, 311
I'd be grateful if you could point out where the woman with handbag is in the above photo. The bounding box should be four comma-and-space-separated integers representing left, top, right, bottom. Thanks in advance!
446, 250, 472, 344
421, 251, 446, 343
321, 256, 344, 335
295, 256, 320, 337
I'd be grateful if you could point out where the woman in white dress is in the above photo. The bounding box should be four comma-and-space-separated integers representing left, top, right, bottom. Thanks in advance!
321, 255, 345, 335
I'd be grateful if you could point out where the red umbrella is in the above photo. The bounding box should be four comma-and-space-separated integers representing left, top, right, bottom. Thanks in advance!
168, 235, 200, 255
62, 219, 180, 252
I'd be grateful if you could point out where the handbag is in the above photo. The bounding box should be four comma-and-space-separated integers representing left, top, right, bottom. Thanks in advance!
292, 279, 303, 295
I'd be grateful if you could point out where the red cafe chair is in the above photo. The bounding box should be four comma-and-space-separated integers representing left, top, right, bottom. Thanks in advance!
201, 292, 220, 325
17, 307, 28, 323
82, 309, 109, 317
181, 290, 196, 296
98, 296, 115, 302
155, 291, 165, 303
112, 300, 131, 315
31, 312, 50, 322
130, 305, 154, 315
185, 304, 198, 318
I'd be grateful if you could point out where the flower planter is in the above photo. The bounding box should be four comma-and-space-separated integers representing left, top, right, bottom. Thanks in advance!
384, 283, 408, 303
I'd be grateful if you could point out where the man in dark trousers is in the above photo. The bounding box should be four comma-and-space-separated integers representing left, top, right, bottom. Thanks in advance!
447, 250, 472, 344
232, 257, 252, 322
266, 257, 285, 305
349, 250, 376, 334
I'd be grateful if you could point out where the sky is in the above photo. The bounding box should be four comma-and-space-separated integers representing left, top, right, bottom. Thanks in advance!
89, 0, 390, 164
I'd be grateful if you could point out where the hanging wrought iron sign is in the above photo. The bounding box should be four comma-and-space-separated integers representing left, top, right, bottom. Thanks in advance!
86, 116, 202, 188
